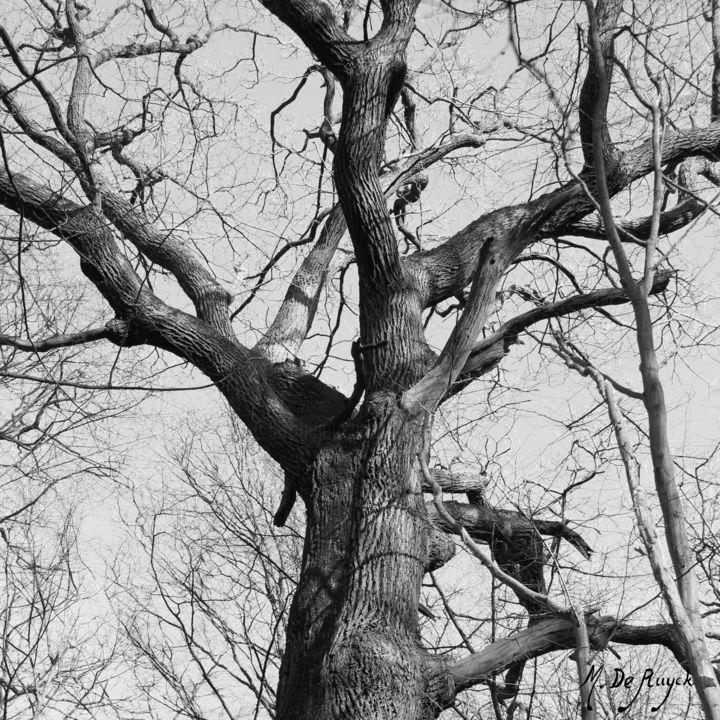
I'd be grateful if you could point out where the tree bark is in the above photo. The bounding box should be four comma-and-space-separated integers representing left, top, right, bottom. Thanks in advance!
276, 402, 450, 720
3, 2, 720, 717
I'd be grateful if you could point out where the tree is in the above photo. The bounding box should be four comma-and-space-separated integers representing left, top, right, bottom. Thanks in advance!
117, 416, 303, 719
0, 255, 129, 718
2, 0, 720, 718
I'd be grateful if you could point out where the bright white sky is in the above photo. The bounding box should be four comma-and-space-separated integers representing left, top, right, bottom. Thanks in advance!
2, 0, 720, 717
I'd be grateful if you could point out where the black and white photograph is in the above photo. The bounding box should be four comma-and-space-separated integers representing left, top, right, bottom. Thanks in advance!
2, 1, 720, 718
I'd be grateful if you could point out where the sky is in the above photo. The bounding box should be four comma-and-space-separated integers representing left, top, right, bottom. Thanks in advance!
1, 0, 720, 717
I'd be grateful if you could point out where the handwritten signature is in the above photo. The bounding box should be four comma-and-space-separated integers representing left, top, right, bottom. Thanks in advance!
580, 665, 693, 712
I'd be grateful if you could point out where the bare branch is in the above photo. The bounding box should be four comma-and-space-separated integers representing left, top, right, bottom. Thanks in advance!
583, 0, 720, 711
258, 0, 358, 81
258, 132, 487, 363
0, 167, 320, 472
403, 188, 579, 413
257, 205, 345, 362
141, 0, 179, 44
712, 0, 720, 122
447, 270, 672, 397
578, 0, 623, 169
0, 25, 75, 147
402, 234, 512, 413
0, 78, 75, 164
419, 452, 563, 614
422, 467, 488, 494
65, 0, 101, 204
405, 119, 720, 311
449, 615, 696, 694
560, 335, 720, 715
426, 500, 593, 561
565, 196, 706, 242
0, 326, 110, 352
0, 59, 233, 337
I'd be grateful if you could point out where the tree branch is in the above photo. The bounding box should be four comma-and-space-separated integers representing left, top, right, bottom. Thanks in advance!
257, 205, 346, 363
566, 197, 705, 241
65, 0, 99, 204
419, 454, 564, 615
402, 235, 511, 412
583, 1, 720, 710
258, 0, 358, 81
711, 0, 720, 122
1, 73, 234, 338
422, 467, 488, 494
449, 615, 696, 694
0, 327, 110, 352
578, 0, 623, 169
404, 118, 720, 312
0, 25, 75, 148
403, 188, 580, 413
258, 132, 487, 364
426, 500, 592, 561
446, 270, 672, 397
0, 167, 319, 471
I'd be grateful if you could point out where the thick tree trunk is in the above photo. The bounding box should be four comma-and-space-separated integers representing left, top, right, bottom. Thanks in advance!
276, 397, 450, 720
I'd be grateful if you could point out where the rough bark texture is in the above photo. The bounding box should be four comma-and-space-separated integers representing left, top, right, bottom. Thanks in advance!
276, 403, 445, 720
2, 1, 720, 717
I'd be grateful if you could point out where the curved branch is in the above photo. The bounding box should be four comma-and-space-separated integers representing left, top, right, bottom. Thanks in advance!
449, 615, 694, 694
426, 500, 593, 560
405, 118, 720, 311
566, 197, 706, 241
258, 0, 358, 81
98, 182, 234, 338
446, 270, 672, 397
0, 167, 320, 471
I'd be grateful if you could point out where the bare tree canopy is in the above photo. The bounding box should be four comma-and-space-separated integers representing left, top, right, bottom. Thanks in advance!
2, 0, 720, 718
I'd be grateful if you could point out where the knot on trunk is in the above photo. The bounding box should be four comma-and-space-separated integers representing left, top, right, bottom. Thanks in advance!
385, 58, 407, 118
105, 317, 144, 346
421, 655, 455, 716
425, 525, 456, 573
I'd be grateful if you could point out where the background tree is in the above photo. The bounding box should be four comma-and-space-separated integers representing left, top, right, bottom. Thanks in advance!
0, 250, 131, 718
116, 417, 303, 720
2, 0, 720, 718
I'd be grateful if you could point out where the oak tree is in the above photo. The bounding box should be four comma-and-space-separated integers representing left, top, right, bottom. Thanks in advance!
2, 0, 720, 717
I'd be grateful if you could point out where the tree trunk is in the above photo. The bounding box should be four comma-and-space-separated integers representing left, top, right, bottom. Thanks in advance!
276, 396, 450, 719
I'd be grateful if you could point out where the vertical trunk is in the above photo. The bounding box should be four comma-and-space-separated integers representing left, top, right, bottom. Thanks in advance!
584, 3, 720, 713
267, 9, 440, 717
275, 398, 450, 720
